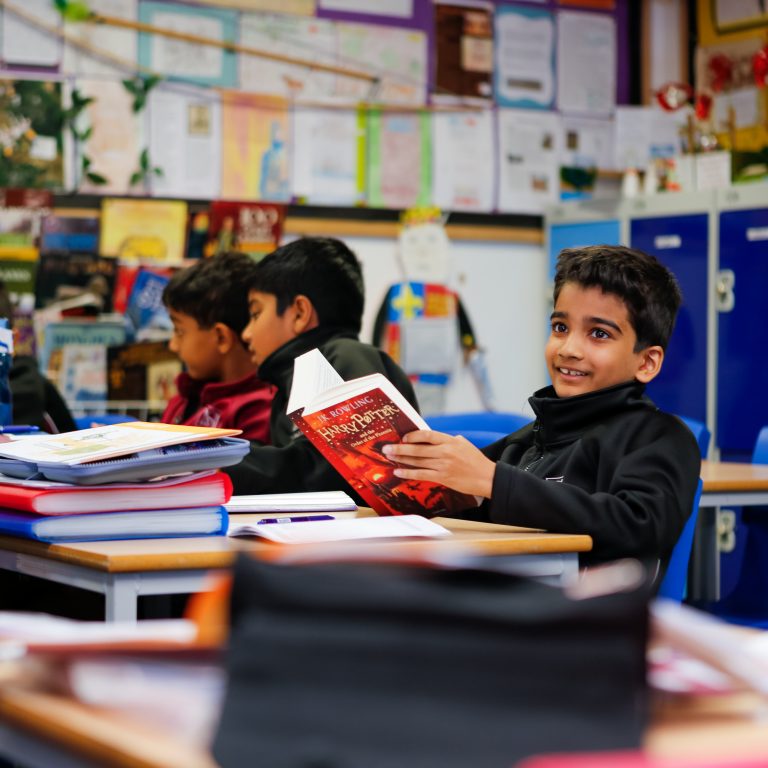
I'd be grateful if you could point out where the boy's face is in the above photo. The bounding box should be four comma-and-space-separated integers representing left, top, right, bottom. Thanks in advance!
545, 282, 663, 398
168, 310, 222, 381
242, 291, 299, 366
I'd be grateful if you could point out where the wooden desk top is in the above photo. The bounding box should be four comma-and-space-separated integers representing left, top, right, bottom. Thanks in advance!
0, 517, 593, 574
1, 686, 766, 768
700, 460, 768, 493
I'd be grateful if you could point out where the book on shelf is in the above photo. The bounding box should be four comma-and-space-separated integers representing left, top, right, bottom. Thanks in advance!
228, 514, 450, 543
0, 423, 250, 485
0, 470, 232, 514
286, 348, 474, 517
0, 505, 228, 543
224, 490, 357, 514
107, 340, 182, 407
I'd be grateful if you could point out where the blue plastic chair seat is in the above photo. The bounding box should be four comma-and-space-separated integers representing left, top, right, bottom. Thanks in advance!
427, 411, 531, 436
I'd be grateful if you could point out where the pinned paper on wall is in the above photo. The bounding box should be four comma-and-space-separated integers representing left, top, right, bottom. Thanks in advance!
556, 10, 616, 116
494, 5, 555, 109
366, 111, 431, 209
69, 78, 142, 194
335, 22, 427, 106
62, 0, 137, 77
432, 110, 494, 212
291, 108, 360, 205
497, 108, 562, 214
138, 1, 237, 87
239, 13, 338, 102
220, 94, 291, 201
1, 0, 60, 67
148, 84, 222, 200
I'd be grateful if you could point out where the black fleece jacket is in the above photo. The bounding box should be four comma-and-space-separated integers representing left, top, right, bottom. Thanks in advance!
473, 381, 701, 569
224, 326, 418, 497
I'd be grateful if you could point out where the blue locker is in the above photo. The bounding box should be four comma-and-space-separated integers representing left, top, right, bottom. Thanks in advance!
629, 213, 709, 422
548, 220, 622, 281
717, 206, 768, 458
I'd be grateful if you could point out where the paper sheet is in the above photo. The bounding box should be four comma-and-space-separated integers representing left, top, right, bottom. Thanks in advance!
1, 0, 60, 66
148, 85, 222, 200
432, 110, 494, 212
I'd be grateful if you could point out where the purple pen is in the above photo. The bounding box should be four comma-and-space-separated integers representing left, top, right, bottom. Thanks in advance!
257, 515, 335, 525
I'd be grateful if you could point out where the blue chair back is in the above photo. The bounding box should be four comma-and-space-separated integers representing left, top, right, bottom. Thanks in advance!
657, 478, 703, 601
427, 411, 531, 436
441, 429, 507, 449
74, 413, 140, 430
676, 415, 711, 459
752, 426, 768, 464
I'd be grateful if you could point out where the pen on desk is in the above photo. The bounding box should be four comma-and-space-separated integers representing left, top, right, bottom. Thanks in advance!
0, 425, 40, 434
257, 515, 336, 525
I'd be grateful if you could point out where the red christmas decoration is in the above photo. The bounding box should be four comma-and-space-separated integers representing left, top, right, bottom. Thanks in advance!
707, 53, 733, 93
695, 92, 713, 121
753, 46, 768, 88
655, 82, 693, 111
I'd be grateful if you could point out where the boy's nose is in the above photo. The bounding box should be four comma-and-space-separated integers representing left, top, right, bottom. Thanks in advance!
558, 333, 583, 359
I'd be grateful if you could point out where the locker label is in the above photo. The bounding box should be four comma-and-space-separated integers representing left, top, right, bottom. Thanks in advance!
653, 234, 681, 249
746, 227, 768, 242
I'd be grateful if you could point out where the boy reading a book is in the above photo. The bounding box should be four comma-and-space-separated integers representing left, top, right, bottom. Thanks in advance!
384, 245, 701, 572
161, 252, 274, 442
225, 237, 418, 496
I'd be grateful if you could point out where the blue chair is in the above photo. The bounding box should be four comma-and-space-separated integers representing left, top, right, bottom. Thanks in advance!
74, 413, 140, 430
675, 415, 711, 459
427, 411, 531, 436
440, 429, 507, 449
658, 478, 703, 601
752, 426, 768, 464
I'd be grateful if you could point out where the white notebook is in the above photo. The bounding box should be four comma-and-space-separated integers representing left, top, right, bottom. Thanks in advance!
224, 491, 357, 514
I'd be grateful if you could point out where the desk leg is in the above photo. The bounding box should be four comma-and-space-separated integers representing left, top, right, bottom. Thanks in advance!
104, 574, 139, 623
689, 504, 719, 603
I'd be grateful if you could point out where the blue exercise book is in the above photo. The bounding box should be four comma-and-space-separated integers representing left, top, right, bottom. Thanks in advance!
0, 506, 229, 543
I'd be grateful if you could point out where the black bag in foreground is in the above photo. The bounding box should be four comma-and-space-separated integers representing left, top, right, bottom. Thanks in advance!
213, 555, 650, 768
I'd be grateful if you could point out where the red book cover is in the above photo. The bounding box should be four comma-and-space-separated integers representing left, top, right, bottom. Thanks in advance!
0, 471, 232, 515
288, 350, 471, 517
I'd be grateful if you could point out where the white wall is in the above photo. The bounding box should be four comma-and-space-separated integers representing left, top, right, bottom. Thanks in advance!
344, 235, 549, 418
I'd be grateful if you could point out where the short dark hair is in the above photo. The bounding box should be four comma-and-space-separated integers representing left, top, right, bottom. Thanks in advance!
163, 251, 258, 337
248, 237, 364, 334
553, 245, 682, 351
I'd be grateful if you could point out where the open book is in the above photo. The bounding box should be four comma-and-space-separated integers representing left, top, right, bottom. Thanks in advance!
286, 349, 474, 517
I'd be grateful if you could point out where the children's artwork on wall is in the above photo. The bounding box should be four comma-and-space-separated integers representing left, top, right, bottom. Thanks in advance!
291, 108, 361, 205
497, 108, 562, 213
335, 22, 427, 105
494, 5, 555, 109
220, 93, 291, 201
434, 2, 494, 102
366, 110, 431, 209
0, 0, 61, 67
69, 78, 142, 194
62, 0, 138, 77
148, 84, 222, 200
371, 207, 485, 415
138, 1, 238, 88
0, 80, 65, 190
432, 109, 494, 211
99, 198, 189, 265
239, 13, 338, 101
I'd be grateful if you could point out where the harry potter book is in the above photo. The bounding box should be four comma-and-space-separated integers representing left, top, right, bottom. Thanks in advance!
286, 349, 472, 518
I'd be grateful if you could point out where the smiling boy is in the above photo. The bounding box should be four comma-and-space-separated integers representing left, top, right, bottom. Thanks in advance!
384, 245, 701, 572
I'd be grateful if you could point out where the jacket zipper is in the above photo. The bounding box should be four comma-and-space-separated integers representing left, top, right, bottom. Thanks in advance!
523, 422, 544, 472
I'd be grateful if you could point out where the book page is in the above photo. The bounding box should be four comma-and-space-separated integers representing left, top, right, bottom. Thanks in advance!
233, 514, 451, 543
286, 347, 345, 414
226, 490, 356, 513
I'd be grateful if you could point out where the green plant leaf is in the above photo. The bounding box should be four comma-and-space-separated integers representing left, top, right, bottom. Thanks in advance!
153, 167, 164, 177
129, 171, 143, 186
85, 171, 108, 185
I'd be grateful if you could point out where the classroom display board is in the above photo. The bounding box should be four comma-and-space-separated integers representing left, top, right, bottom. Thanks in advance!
0, 0, 631, 215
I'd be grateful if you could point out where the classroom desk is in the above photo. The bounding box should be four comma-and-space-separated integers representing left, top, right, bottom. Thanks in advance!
1, 684, 767, 768
689, 460, 768, 603
0, 517, 593, 622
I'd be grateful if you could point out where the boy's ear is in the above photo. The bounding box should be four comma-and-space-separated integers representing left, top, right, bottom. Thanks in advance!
291, 294, 319, 334
213, 322, 237, 353
635, 345, 664, 383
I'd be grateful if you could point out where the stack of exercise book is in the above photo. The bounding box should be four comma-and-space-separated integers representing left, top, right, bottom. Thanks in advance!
0, 422, 250, 543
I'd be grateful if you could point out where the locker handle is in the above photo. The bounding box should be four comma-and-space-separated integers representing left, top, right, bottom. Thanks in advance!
716, 269, 735, 313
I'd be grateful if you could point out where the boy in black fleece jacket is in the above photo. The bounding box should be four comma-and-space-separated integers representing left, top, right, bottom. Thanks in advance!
384, 245, 701, 572
224, 237, 417, 497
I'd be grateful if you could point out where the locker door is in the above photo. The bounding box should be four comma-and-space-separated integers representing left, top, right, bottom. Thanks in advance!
718, 207, 768, 458
548, 220, 621, 281
629, 213, 709, 422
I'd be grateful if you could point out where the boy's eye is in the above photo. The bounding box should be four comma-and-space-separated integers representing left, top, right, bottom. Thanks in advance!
590, 328, 611, 339
551, 321, 567, 333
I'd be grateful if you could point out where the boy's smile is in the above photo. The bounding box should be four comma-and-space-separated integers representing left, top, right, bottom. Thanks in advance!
546, 282, 663, 397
